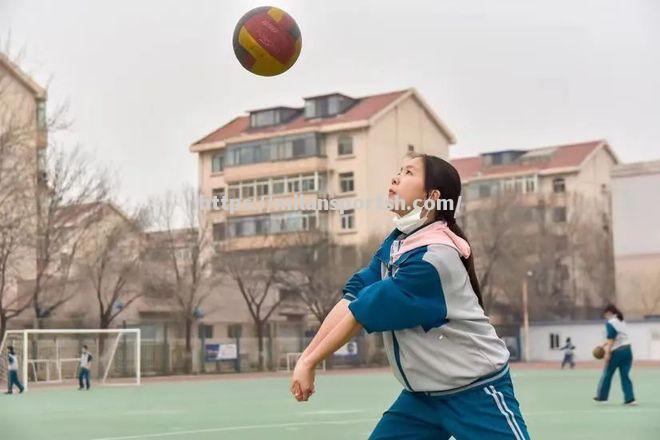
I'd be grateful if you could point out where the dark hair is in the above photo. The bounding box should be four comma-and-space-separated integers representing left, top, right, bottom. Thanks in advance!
8, 345, 14, 353
407, 152, 483, 309
83, 345, 88, 350
603, 304, 624, 321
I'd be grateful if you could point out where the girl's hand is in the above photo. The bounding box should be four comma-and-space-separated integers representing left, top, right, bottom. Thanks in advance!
290, 358, 316, 402
603, 352, 611, 364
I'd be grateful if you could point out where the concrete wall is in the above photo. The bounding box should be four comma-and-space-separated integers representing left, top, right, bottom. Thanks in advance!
528, 320, 660, 361
611, 161, 660, 319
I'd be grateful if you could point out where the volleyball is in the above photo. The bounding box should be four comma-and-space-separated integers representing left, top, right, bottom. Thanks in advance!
592, 346, 605, 360
232, 6, 302, 77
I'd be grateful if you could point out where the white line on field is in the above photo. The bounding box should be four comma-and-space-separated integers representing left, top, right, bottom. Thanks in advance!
88, 407, 660, 440
88, 418, 379, 440
525, 408, 659, 416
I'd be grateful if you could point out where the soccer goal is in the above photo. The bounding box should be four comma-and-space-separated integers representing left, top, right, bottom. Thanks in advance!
0, 329, 141, 391
279, 352, 326, 372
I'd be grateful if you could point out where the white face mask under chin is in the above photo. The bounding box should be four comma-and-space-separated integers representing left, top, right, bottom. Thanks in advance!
392, 204, 429, 234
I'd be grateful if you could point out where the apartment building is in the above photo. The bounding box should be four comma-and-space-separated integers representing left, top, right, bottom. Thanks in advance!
190, 88, 455, 251
611, 160, 660, 319
452, 140, 619, 320
0, 52, 48, 325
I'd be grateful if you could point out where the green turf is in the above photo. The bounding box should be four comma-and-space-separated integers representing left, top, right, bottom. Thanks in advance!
2, 368, 659, 439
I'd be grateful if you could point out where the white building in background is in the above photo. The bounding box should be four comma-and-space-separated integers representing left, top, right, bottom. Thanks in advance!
611, 160, 660, 319
528, 320, 660, 362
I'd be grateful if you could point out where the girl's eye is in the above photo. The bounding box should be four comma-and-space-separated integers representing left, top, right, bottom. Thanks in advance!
406, 170, 412, 175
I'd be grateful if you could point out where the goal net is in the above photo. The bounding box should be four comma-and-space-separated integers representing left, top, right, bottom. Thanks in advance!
0, 329, 141, 391
279, 352, 326, 372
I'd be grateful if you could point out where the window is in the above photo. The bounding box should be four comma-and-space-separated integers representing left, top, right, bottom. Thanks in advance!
553, 207, 567, 223
292, 138, 307, 157
287, 176, 301, 193
553, 178, 566, 193
228, 185, 240, 200
408, 144, 415, 152
339, 172, 354, 193
212, 223, 226, 241
36, 101, 47, 130
272, 178, 285, 194
301, 174, 316, 192
211, 152, 225, 173
198, 324, 213, 339
250, 110, 279, 128
241, 181, 255, 199
549, 333, 560, 349
256, 179, 270, 197
341, 209, 355, 230
525, 176, 536, 193
338, 136, 353, 155
227, 324, 242, 338
255, 216, 269, 235
280, 288, 300, 303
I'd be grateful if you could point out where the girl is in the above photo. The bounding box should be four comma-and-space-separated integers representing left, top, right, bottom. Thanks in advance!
291, 152, 530, 439
594, 304, 636, 405
5, 346, 24, 394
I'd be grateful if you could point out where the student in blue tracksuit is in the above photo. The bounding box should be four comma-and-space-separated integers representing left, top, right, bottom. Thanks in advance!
560, 337, 576, 369
291, 153, 530, 439
5, 346, 24, 395
78, 345, 93, 390
594, 304, 636, 405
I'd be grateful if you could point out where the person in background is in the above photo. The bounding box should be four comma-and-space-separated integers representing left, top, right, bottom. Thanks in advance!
78, 345, 93, 391
594, 304, 636, 405
560, 337, 576, 369
5, 346, 24, 395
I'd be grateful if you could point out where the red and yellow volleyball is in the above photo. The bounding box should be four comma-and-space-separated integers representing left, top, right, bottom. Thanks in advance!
232, 6, 302, 77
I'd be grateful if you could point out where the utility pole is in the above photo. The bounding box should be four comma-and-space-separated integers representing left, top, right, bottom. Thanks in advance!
522, 271, 533, 362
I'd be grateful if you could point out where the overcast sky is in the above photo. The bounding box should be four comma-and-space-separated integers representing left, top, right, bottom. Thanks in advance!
1, 0, 659, 205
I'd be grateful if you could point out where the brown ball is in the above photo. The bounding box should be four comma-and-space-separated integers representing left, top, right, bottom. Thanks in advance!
592, 346, 605, 360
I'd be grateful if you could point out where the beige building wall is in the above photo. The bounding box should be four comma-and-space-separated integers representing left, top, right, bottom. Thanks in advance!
611, 160, 660, 319
0, 54, 47, 314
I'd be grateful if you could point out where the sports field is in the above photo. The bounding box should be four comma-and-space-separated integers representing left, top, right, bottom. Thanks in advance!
3, 365, 659, 439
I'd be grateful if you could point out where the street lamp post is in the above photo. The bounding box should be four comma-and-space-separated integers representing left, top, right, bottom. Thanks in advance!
522, 271, 533, 362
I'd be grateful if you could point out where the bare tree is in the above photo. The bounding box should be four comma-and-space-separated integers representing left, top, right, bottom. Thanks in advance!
217, 246, 287, 371
461, 192, 529, 315
78, 208, 147, 330
278, 231, 373, 325
145, 186, 214, 374
31, 146, 110, 327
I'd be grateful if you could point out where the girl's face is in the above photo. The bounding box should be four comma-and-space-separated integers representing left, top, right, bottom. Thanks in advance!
388, 157, 426, 217
603, 311, 613, 320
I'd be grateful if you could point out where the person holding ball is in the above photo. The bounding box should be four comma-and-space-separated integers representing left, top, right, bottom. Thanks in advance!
593, 304, 636, 405
291, 153, 530, 439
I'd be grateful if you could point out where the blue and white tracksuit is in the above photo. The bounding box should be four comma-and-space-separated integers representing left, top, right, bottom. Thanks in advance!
79, 351, 92, 389
6, 353, 24, 393
343, 225, 530, 439
596, 317, 635, 403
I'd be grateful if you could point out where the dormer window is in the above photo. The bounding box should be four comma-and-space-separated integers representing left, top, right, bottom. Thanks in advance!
249, 107, 299, 128
304, 94, 355, 119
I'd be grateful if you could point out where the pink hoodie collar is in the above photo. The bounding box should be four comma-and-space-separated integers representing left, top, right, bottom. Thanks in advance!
391, 220, 471, 263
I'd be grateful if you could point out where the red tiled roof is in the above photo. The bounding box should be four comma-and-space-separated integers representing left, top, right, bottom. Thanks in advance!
194, 90, 409, 145
452, 140, 607, 182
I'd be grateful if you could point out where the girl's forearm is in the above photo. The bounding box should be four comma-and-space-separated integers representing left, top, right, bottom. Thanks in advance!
302, 312, 362, 368
300, 299, 350, 359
